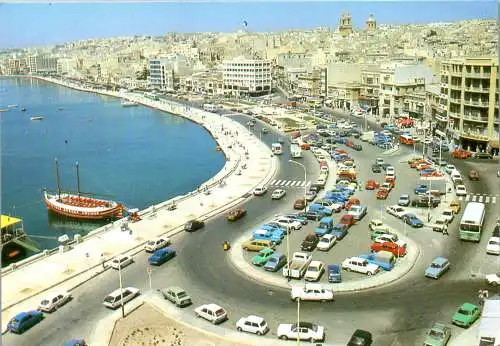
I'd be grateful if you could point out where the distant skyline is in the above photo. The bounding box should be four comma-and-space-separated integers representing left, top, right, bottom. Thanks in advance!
0, 1, 496, 49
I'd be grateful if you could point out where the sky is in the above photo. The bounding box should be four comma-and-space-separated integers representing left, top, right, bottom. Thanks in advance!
0, 1, 496, 49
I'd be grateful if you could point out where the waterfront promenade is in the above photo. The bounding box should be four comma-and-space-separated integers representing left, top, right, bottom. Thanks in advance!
1, 78, 278, 333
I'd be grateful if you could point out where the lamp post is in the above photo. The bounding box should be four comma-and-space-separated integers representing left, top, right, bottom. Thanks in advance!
296, 297, 301, 345
289, 160, 307, 210
118, 264, 125, 318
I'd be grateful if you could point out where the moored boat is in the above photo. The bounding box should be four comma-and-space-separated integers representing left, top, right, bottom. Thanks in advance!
30, 116, 44, 120
1, 215, 39, 262
121, 100, 138, 107
43, 159, 123, 220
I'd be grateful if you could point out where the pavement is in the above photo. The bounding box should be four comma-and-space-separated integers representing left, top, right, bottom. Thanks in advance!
1, 78, 279, 334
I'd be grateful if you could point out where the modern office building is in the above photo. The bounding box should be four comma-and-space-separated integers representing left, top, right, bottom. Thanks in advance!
149, 58, 174, 90
440, 57, 499, 152
222, 57, 272, 96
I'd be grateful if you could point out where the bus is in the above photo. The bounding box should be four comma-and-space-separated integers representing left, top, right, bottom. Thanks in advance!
271, 143, 283, 155
290, 143, 302, 158
459, 202, 486, 242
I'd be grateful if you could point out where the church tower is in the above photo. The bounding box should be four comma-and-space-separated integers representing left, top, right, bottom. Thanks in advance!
339, 12, 353, 37
366, 14, 377, 31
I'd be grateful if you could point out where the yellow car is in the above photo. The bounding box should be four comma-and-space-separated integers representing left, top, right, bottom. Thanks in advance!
241, 239, 276, 252
449, 200, 461, 214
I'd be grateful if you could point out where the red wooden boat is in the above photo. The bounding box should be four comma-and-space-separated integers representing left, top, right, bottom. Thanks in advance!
44, 159, 123, 220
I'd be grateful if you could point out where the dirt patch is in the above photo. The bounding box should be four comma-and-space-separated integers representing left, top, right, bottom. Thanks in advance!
109, 303, 244, 346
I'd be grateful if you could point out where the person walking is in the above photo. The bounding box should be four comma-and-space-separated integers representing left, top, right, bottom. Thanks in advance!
478, 290, 485, 306
442, 227, 449, 236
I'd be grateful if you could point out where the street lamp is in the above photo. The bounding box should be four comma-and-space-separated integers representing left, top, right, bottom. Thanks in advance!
118, 264, 125, 318
288, 160, 307, 210
296, 297, 301, 346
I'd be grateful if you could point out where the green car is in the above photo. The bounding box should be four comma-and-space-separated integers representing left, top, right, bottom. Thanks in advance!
252, 248, 275, 266
424, 322, 451, 346
452, 303, 481, 328
370, 229, 396, 240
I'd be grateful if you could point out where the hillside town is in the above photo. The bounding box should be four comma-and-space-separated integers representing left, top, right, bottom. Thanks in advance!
1, 14, 498, 152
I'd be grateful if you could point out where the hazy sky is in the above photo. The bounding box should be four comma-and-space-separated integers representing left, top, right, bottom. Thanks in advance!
0, 1, 496, 48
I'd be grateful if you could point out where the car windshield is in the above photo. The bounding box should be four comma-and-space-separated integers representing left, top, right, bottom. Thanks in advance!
215, 309, 225, 316
176, 291, 187, 298
431, 263, 442, 268
40, 299, 50, 306
458, 309, 470, 315
429, 330, 443, 338
104, 295, 116, 303
309, 267, 318, 272
489, 240, 500, 246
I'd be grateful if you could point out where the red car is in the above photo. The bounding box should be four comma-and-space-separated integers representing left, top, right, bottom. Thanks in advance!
376, 188, 389, 200
339, 214, 355, 228
370, 241, 407, 257
365, 180, 379, 190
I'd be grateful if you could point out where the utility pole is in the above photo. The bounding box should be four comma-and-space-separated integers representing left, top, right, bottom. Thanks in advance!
118, 264, 125, 318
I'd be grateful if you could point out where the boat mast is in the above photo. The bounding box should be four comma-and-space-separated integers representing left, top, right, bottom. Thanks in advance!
55, 158, 61, 198
76, 161, 81, 197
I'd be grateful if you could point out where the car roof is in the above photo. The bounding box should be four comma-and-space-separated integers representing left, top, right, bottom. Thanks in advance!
202, 303, 223, 310
165, 286, 185, 294
460, 303, 478, 310
44, 291, 69, 299
245, 315, 265, 323
433, 257, 449, 264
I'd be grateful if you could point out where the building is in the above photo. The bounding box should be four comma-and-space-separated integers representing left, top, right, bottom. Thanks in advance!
27, 55, 58, 74
359, 66, 381, 114
222, 57, 272, 96
149, 58, 174, 91
366, 14, 377, 31
295, 67, 327, 98
440, 57, 499, 151
339, 12, 353, 37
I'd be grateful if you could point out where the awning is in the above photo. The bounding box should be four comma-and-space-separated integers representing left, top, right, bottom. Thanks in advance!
490, 140, 500, 149
1, 215, 22, 229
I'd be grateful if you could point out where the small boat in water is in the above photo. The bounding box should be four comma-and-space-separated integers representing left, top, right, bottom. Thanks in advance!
43, 159, 123, 220
30, 116, 44, 121
121, 100, 138, 107
57, 107, 64, 111
7, 104, 18, 108
21, 108, 27, 112
1, 215, 40, 263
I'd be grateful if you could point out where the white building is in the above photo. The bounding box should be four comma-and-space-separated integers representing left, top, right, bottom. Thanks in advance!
222, 57, 272, 96
149, 58, 174, 91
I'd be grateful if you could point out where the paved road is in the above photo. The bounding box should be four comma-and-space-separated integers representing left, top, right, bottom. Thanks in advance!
5, 109, 499, 345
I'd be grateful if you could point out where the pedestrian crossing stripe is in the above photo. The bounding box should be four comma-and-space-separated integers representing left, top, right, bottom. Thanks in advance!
492, 197, 497, 204
458, 195, 496, 204
269, 179, 310, 187
485, 196, 490, 203
478, 195, 483, 202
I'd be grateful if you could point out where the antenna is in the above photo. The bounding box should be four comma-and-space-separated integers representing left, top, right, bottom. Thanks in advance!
76, 161, 81, 197
55, 158, 61, 198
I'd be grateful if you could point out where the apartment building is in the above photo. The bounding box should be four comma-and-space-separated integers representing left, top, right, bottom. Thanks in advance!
359, 66, 381, 114
440, 57, 499, 151
222, 57, 272, 96
27, 55, 58, 74
149, 58, 174, 91
425, 83, 449, 136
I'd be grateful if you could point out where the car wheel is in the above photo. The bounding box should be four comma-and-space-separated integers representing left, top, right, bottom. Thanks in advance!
237, 327, 242, 332
367, 271, 373, 276
279, 335, 288, 340
346, 267, 351, 272
256, 331, 262, 336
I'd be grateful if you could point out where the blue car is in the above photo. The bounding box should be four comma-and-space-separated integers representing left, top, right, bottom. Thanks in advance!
315, 217, 334, 237
330, 223, 348, 240
7, 310, 43, 333
359, 253, 395, 271
64, 339, 88, 346
414, 184, 429, 194
307, 203, 333, 216
327, 264, 342, 283
260, 224, 286, 238
252, 228, 282, 244
425, 257, 450, 279
263, 253, 287, 272
403, 213, 424, 228
148, 247, 176, 265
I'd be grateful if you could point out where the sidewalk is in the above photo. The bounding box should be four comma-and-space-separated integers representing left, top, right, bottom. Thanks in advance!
1, 79, 278, 333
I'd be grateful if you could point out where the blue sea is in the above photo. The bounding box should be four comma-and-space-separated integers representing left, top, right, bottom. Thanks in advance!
0, 77, 225, 251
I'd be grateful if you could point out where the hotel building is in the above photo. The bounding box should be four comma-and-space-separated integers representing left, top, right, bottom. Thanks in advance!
222, 57, 272, 96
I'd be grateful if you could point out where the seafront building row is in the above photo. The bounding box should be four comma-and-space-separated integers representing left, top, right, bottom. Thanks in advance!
0, 14, 497, 150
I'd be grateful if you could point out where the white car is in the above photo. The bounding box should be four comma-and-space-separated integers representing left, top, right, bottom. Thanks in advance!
342, 256, 380, 276
144, 237, 170, 252
486, 237, 500, 255
423, 138, 432, 144
486, 273, 500, 286
253, 186, 268, 196
194, 303, 228, 324
441, 208, 455, 223
103, 287, 140, 309
290, 283, 334, 302
455, 185, 467, 196
277, 322, 325, 342
273, 217, 302, 231
374, 234, 407, 248
110, 254, 133, 269
317, 234, 337, 251
386, 166, 395, 175
271, 189, 286, 200
445, 164, 457, 174
236, 315, 269, 335
38, 291, 72, 312
386, 205, 407, 219
304, 261, 325, 282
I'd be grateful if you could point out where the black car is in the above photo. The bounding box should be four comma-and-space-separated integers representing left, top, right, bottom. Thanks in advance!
300, 233, 319, 251
493, 224, 500, 237
411, 196, 440, 208
474, 152, 493, 159
347, 329, 373, 346
353, 144, 363, 151
184, 219, 205, 232
371, 164, 381, 173
297, 211, 322, 221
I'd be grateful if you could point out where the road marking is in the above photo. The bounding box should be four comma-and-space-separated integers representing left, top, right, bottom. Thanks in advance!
485, 196, 490, 203
492, 197, 497, 204
478, 195, 484, 203
285, 180, 293, 186
471, 195, 477, 202
270, 179, 277, 185
290, 181, 298, 186
299, 181, 306, 187
280, 180, 289, 186
458, 196, 464, 201
305, 181, 311, 187
465, 195, 470, 201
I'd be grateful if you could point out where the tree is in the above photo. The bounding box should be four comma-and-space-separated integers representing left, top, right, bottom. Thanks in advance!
136, 66, 149, 80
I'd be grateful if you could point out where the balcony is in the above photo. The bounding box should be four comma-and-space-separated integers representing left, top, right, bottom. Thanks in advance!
465, 86, 490, 93
462, 115, 489, 123
449, 97, 461, 104
449, 84, 462, 90
450, 70, 463, 77
448, 112, 461, 119
464, 99, 490, 108
460, 131, 490, 141
465, 72, 492, 79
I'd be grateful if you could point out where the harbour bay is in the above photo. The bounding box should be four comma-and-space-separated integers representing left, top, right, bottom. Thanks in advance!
0, 77, 225, 252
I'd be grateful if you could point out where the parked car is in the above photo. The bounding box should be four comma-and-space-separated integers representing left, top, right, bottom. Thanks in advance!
103, 287, 140, 309
304, 261, 325, 281
274, 217, 302, 231
271, 189, 286, 200
149, 247, 176, 265
331, 223, 349, 240
236, 315, 269, 335
110, 254, 133, 269
486, 237, 500, 255
293, 198, 306, 210
452, 303, 480, 328
455, 185, 467, 197
264, 253, 287, 272
290, 283, 334, 301
347, 329, 373, 346
403, 213, 424, 228
327, 264, 342, 283
144, 237, 170, 252
277, 322, 325, 342
359, 251, 396, 271
301, 233, 320, 251
348, 205, 368, 220
184, 219, 204, 232
241, 239, 275, 252
252, 248, 275, 266
253, 186, 268, 196
161, 286, 192, 307
38, 291, 72, 312
7, 310, 44, 333
297, 211, 322, 221
425, 257, 450, 279
194, 303, 228, 324
342, 256, 380, 276
282, 213, 308, 225
398, 194, 411, 207
369, 219, 390, 232
424, 322, 451, 346
305, 190, 317, 201
340, 214, 356, 228
386, 205, 407, 218
317, 234, 337, 251
226, 208, 247, 221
